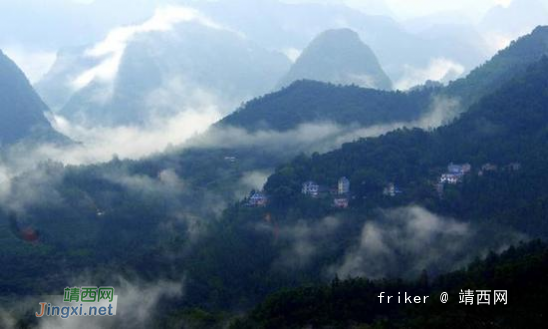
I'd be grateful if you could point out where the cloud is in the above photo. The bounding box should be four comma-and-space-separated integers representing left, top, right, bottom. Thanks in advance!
189, 94, 461, 155
38, 108, 220, 165
235, 170, 272, 198
0, 309, 17, 329
0, 94, 459, 214
395, 58, 465, 90
281, 47, 302, 62
270, 216, 342, 270
72, 5, 223, 90
484, 32, 514, 52
329, 206, 525, 279
493, 0, 513, 7
0, 160, 65, 214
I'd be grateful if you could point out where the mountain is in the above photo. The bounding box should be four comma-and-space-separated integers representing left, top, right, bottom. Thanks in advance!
33, 46, 100, 112
219, 80, 433, 132
194, 0, 488, 84
0, 50, 67, 146
147, 56, 548, 314
144, 54, 548, 316
218, 26, 548, 134
263, 55, 548, 236
44, 19, 290, 126
278, 29, 392, 90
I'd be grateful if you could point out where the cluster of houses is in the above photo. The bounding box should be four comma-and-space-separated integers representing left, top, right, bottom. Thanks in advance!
224, 156, 237, 163
246, 177, 351, 208
248, 191, 268, 207
247, 161, 523, 207
302, 177, 351, 208
382, 183, 402, 197
437, 162, 522, 196
440, 163, 472, 185
436, 163, 472, 195
478, 162, 521, 176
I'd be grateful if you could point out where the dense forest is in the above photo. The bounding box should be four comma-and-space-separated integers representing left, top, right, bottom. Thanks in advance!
233, 240, 548, 329
218, 80, 435, 132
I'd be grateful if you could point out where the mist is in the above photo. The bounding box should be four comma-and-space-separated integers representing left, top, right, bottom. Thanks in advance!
328, 206, 526, 279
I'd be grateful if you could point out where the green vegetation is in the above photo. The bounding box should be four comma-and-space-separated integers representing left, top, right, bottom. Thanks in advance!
219, 80, 434, 132
264, 56, 548, 237
233, 240, 548, 329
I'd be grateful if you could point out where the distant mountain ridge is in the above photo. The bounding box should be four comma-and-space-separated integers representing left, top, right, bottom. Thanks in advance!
278, 29, 393, 90
219, 26, 548, 133
47, 21, 291, 127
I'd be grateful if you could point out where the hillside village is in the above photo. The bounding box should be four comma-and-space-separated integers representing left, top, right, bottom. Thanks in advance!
247, 161, 522, 209
247, 176, 352, 208
436, 162, 522, 196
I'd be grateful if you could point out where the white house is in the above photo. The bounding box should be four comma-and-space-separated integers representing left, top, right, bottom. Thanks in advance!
248, 192, 268, 207
440, 173, 461, 184
338, 177, 350, 195
447, 163, 471, 175
383, 183, 402, 197
333, 197, 349, 209
302, 181, 320, 197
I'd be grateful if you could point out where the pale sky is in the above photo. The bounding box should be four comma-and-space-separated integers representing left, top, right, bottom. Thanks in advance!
70, 0, 520, 20
286, 0, 517, 20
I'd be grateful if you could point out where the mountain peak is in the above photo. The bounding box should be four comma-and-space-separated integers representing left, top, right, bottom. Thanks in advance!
278, 28, 393, 91
313, 28, 361, 42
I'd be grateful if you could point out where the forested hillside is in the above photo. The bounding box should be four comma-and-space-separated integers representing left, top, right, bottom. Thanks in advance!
219, 80, 434, 132
445, 25, 548, 106
233, 240, 548, 329
264, 56, 548, 236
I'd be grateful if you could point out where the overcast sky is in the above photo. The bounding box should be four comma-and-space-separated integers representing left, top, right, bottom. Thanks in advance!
288, 0, 513, 19
67, 0, 539, 20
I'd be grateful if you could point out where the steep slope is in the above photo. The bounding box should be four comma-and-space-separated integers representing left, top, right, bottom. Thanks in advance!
33, 46, 99, 112
0, 50, 66, 146
446, 25, 548, 106
278, 29, 392, 90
